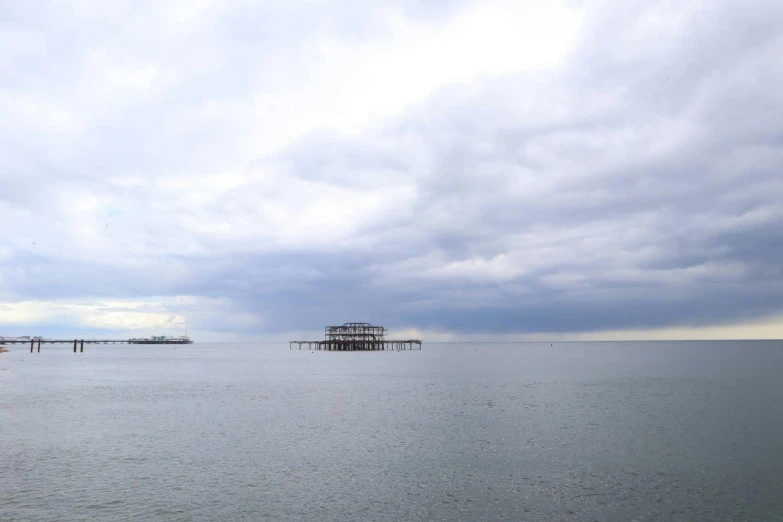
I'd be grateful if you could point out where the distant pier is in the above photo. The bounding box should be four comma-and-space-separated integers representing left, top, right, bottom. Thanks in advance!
1, 335, 193, 352
0, 339, 193, 345
290, 322, 421, 351
128, 337, 193, 345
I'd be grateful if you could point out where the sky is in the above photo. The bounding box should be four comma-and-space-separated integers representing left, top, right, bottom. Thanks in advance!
1, 0, 782, 341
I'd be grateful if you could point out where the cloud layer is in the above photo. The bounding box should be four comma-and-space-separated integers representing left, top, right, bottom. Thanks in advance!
2, 0, 782, 339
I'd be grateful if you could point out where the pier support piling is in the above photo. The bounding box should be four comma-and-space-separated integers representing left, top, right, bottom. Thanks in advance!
80, 340, 84, 353
73, 339, 77, 353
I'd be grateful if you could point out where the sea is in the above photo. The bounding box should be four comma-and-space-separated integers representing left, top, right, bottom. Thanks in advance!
1, 341, 782, 521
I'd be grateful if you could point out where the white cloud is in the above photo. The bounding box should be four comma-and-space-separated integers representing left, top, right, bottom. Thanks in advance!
1, 0, 782, 338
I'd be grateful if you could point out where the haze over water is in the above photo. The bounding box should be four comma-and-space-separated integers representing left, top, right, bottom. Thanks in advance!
2, 341, 782, 521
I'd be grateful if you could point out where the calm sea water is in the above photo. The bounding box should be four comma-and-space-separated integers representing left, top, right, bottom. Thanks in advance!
1, 341, 782, 521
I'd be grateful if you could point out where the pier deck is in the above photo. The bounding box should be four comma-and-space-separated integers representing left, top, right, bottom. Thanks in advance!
290, 339, 422, 351
1, 339, 192, 344
1, 337, 193, 354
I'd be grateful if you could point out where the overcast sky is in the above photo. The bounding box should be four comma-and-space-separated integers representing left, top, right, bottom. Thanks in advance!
1, 0, 782, 341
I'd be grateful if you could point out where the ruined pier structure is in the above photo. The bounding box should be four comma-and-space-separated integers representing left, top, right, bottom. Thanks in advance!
290, 322, 421, 351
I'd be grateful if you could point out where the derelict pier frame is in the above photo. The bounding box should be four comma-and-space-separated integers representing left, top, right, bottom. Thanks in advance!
290, 322, 421, 351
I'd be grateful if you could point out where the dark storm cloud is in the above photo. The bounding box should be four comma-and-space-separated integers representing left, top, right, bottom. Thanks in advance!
1, 0, 782, 337
220, 0, 783, 333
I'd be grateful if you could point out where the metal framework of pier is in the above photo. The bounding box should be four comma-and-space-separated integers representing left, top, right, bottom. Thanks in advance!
290, 322, 421, 351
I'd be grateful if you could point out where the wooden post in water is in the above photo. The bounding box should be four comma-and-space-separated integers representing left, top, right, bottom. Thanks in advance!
38, 339, 41, 352
30, 339, 34, 353
73, 339, 77, 353
80, 340, 84, 353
